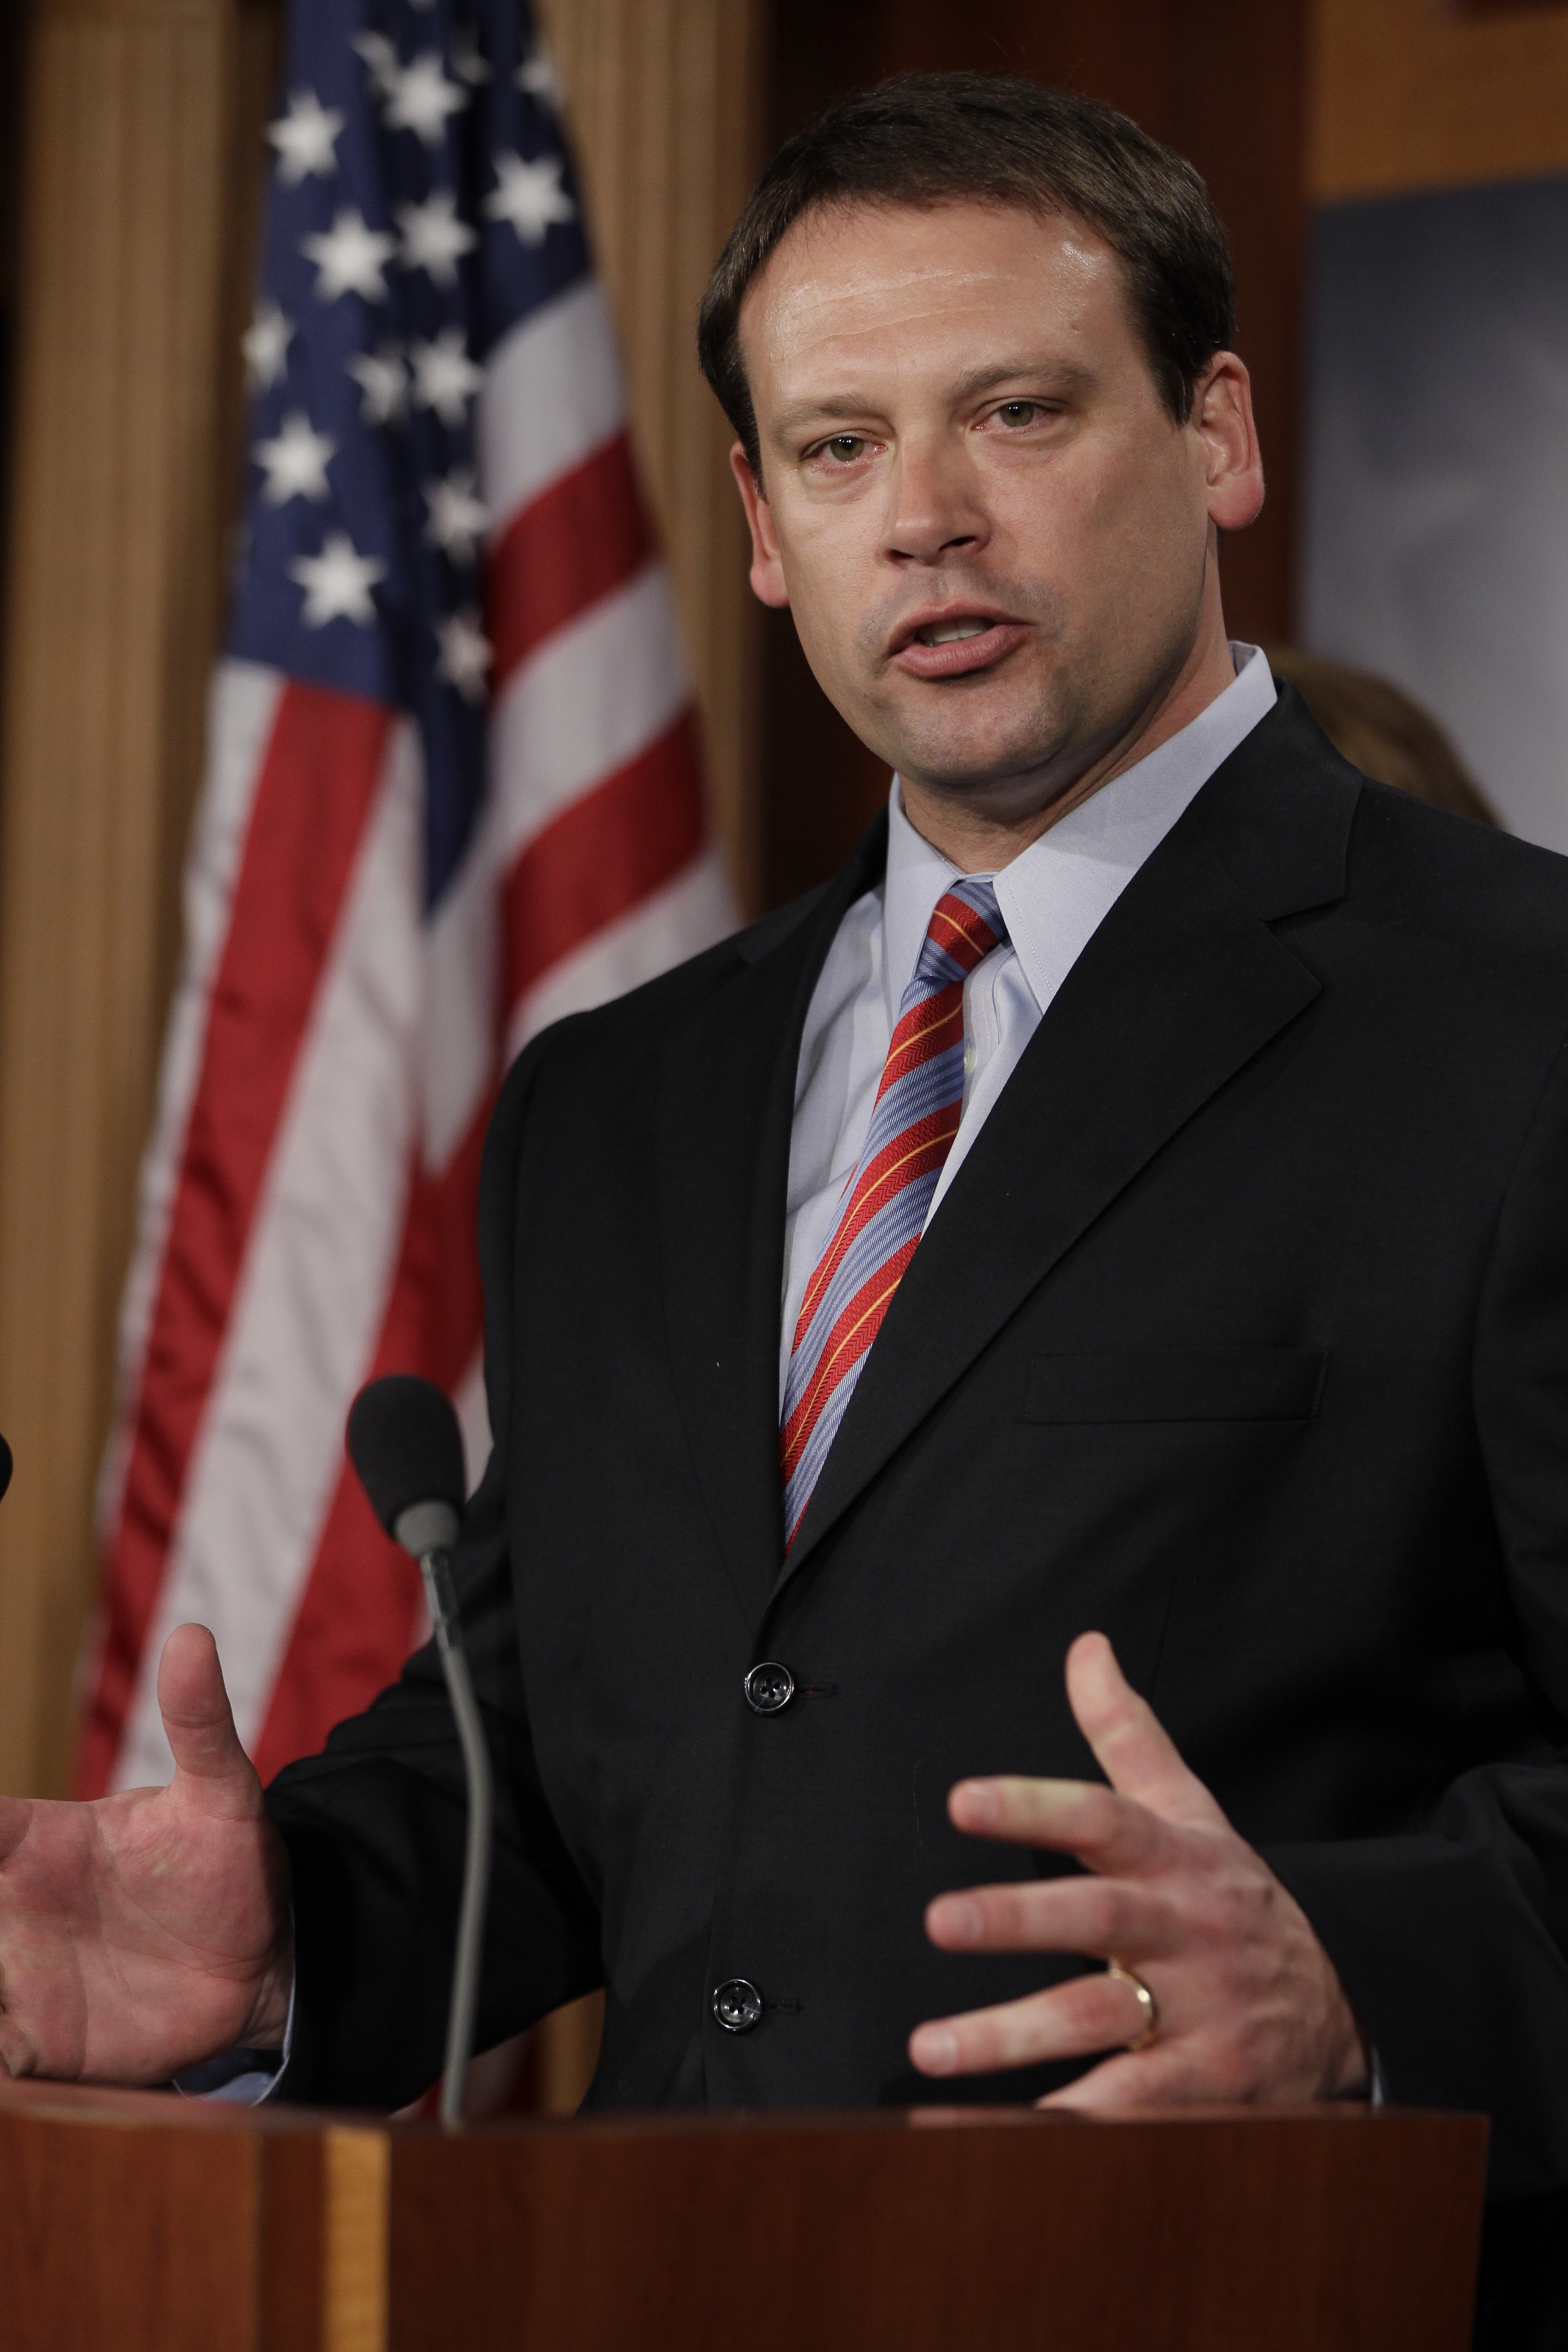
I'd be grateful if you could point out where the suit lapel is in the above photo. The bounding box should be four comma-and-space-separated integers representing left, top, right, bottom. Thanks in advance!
779, 698, 1361, 1586
658, 817, 889, 1623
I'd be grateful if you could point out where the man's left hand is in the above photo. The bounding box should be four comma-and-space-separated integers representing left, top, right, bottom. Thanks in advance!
908, 1631, 1370, 2109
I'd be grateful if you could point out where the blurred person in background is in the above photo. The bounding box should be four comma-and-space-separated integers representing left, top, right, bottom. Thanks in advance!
1269, 648, 1499, 828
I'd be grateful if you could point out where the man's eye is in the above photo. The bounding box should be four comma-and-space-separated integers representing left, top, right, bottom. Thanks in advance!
994, 401, 1041, 428
819, 435, 866, 463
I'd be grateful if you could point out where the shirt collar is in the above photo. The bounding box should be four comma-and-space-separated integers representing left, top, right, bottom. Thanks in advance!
882, 642, 1277, 1021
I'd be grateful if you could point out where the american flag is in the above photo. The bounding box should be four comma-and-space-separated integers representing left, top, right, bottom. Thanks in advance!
76, 0, 735, 1796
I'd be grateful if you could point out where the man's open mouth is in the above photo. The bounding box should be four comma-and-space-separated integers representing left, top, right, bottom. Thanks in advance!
914, 616, 993, 646
892, 610, 1027, 677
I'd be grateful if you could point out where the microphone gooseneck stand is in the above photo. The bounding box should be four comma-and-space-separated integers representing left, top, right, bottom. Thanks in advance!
346, 1374, 494, 2134
394, 1498, 494, 2132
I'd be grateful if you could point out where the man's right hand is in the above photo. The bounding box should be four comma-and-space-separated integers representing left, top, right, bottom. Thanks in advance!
0, 1623, 293, 2085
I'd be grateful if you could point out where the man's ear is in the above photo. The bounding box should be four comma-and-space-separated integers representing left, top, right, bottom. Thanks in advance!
1192, 353, 1265, 534
730, 441, 790, 609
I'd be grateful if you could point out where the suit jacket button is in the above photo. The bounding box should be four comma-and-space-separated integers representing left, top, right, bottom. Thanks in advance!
712, 1978, 764, 2034
744, 1661, 795, 1714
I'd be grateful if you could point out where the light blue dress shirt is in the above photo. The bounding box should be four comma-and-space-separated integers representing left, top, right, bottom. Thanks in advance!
780, 643, 1278, 1402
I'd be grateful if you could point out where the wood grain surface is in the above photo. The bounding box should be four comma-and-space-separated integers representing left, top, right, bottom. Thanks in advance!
1310, 0, 1568, 202
0, 2077, 390, 2352
388, 2106, 1488, 2352
0, 2083, 1486, 2352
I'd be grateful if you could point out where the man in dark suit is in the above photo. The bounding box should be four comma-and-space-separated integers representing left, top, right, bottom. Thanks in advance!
0, 71, 1563, 2348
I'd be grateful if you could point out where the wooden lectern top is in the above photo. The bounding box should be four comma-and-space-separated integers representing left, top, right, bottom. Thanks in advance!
0, 2075, 1486, 2352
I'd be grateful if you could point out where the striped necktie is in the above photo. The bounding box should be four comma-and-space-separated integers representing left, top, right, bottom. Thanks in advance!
780, 876, 1008, 1548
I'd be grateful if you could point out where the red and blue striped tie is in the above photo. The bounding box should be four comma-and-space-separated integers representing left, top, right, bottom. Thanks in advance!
780, 876, 1008, 1547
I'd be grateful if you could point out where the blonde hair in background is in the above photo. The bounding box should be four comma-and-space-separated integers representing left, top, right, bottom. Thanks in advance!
1268, 648, 1499, 828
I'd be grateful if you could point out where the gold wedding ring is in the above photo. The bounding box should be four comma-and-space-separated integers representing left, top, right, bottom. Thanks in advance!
1106, 1960, 1160, 2051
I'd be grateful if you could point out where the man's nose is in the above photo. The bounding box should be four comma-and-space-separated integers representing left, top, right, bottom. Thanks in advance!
884, 436, 989, 566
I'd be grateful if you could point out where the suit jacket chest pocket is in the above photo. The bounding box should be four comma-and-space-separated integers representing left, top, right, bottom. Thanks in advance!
1022, 1347, 1327, 1423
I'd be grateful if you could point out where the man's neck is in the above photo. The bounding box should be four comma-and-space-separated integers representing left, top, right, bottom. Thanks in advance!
899, 611, 1239, 875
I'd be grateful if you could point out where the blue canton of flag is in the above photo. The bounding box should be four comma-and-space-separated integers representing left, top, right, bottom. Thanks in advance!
233, 0, 585, 907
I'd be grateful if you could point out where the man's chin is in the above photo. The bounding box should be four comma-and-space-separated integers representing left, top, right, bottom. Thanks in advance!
869, 681, 1079, 802
887, 734, 1079, 813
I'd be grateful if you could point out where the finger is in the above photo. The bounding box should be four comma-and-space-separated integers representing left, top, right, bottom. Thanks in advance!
1039, 2043, 1200, 2115
925, 1875, 1178, 1960
157, 1626, 259, 1812
0, 1791, 32, 1863
0, 2018, 39, 2080
948, 1775, 1177, 1877
908, 1966, 1153, 2078
1065, 1633, 1229, 1830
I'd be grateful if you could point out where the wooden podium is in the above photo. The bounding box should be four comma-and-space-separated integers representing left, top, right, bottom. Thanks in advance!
0, 2077, 1486, 2352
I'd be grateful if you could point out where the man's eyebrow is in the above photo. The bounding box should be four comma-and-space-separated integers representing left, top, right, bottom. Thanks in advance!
770, 392, 882, 440
769, 355, 1098, 442
948, 354, 1098, 403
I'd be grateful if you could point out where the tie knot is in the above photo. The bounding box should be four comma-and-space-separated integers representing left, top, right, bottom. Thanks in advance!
915, 876, 1007, 988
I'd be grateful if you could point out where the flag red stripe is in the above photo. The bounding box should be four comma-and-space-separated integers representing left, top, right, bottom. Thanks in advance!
250, 1097, 491, 1783
255, 709, 709, 1775
487, 431, 653, 690
503, 707, 705, 1008
75, 682, 392, 1798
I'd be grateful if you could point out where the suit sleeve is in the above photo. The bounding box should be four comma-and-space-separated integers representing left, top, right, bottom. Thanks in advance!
1268, 1038, 1568, 2201
264, 1026, 602, 2110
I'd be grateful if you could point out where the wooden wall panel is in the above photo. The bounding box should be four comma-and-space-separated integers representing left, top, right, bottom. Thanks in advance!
1311, 0, 1568, 201
537, 0, 766, 909
0, 0, 278, 1798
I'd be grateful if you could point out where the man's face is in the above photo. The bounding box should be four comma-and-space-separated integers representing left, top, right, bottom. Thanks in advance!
733, 199, 1257, 824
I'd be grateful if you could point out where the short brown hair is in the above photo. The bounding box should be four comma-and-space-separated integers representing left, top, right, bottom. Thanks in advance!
698, 72, 1237, 477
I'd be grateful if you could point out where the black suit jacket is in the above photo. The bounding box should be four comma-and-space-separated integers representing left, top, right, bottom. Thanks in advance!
270, 690, 1568, 2343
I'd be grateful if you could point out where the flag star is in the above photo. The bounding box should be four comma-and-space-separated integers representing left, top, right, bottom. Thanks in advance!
516, 42, 560, 104
435, 608, 493, 701
346, 343, 407, 425
267, 87, 344, 184
384, 51, 468, 147
352, 31, 398, 98
424, 468, 489, 563
486, 151, 576, 246
290, 533, 386, 627
452, 25, 492, 86
242, 298, 293, 391
396, 189, 477, 287
301, 208, 397, 302
253, 409, 336, 504
410, 327, 484, 425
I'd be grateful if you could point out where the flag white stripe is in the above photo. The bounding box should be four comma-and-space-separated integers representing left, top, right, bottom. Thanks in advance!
504, 848, 736, 1066
452, 1346, 489, 1497
421, 558, 695, 1173
478, 280, 628, 536
96, 662, 286, 1544
487, 564, 689, 871
423, 830, 501, 1173
113, 723, 426, 1786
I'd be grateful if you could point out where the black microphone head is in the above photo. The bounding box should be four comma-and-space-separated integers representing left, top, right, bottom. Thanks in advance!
346, 1375, 466, 1536
0, 1433, 12, 1506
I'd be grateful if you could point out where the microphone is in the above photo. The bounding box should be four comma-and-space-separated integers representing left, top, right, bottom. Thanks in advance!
346, 1374, 491, 2131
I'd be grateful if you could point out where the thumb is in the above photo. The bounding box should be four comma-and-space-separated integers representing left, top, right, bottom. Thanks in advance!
157, 1624, 259, 1813
1065, 1631, 1229, 1830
